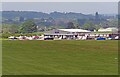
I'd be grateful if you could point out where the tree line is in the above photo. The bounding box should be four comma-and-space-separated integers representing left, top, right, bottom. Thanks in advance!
2, 20, 37, 34
1, 18, 118, 34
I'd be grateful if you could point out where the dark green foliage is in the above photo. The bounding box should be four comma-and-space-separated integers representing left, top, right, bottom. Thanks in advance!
2, 33, 13, 38
2, 24, 19, 34
67, 22, 80, 29
19, 20, 37, 33
67, 22, 75, 29
82, 22, 96, 31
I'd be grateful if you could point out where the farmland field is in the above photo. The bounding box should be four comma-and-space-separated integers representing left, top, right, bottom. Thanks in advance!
2, 40, 118, 75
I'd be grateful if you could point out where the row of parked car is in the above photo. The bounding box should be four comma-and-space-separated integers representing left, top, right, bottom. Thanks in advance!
8, 34, 119, 40
8, 35, 44, 40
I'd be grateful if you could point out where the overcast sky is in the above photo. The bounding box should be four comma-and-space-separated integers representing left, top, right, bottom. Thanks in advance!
2, 2, 118, 14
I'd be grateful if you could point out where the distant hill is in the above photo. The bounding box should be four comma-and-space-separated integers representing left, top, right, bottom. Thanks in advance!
1, 11, 117, 28
1, 11, 94, 19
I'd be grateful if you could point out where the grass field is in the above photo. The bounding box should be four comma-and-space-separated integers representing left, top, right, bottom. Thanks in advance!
2, 40, 118, 75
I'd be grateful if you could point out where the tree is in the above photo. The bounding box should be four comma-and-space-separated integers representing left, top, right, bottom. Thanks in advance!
67, 22, 80, 29
2, 24, 10, 33
2, 24, 18, 34
73, 20, 80, 29
82, 23, 91, 30
9, 24, 19, 34
67, 22, 75, 29
82, 22, 95, 31
19, 20, 37, 33
94, 24, 101, 31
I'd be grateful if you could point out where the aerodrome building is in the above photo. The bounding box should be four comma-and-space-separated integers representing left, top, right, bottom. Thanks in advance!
44, 29, 91, 40
44, 28, 119, 40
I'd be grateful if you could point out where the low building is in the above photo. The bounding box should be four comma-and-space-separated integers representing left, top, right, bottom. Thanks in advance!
98, 27, 118, 32
44, 29, 91, 40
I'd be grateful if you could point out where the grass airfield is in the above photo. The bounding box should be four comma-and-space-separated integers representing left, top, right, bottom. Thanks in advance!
2, 40, 118, 75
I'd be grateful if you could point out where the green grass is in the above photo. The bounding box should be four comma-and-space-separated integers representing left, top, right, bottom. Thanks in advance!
2, 40, 118, 75
91, 32, 112, 34
32, 32, 44, 35
0, 38, 8, 40
0, 40, 1, 76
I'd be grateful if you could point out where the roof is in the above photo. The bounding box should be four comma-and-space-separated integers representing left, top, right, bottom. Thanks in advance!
98, 27, 118, 32
44, 33, 75, 35
58, 29, 91, 33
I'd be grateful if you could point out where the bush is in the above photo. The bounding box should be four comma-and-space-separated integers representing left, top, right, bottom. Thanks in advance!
2, 33, 13, 38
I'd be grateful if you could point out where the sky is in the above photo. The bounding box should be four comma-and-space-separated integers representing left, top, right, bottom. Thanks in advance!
2, 2, 118, 14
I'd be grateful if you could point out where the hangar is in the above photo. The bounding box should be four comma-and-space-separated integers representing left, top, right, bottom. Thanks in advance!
44, 29, 91, 40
